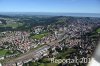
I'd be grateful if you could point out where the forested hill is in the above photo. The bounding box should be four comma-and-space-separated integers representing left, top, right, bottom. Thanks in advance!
0, 15, 100, 31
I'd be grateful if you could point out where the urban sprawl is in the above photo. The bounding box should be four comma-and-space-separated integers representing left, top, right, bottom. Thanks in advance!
0, 15, 100, 66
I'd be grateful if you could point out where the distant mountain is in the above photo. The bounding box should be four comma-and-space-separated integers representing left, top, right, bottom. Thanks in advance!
0, 12, 100, 17
0, 15, 11, 18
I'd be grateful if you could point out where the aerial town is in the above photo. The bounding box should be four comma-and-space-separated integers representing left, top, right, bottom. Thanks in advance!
0, 15, 100, 66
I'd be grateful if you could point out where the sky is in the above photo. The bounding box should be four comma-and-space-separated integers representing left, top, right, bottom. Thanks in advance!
0, 0, 100, 13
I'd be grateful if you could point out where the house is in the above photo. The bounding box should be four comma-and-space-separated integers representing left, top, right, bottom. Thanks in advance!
0, 21, 2, 24
0, 63, 2, 66
0, 56, 4, 60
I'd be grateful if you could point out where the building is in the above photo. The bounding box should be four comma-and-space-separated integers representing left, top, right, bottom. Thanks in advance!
0, 56, 4, 60
0, 63, 2, 66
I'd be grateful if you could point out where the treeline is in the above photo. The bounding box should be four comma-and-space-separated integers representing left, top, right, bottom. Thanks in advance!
0, 15, 100, 31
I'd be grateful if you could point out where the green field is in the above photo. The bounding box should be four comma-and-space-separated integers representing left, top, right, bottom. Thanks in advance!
32, 32, 48, 40
97, 28, 100, 33
0, 49, 8, 56
0, 22, 23, 29
5, 23, 23, 28
0, 49, 15, 57
46, 63, 58, 66
56, 48, 76, 59
38, 63, 58, 66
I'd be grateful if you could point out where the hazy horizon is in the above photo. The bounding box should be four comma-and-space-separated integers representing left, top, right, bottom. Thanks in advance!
0, 12, 100, 17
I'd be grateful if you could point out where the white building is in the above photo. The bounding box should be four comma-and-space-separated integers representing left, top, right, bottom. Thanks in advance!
0, 56, 4, 60
0, 21, 2, 24
0, 63, 2, 66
